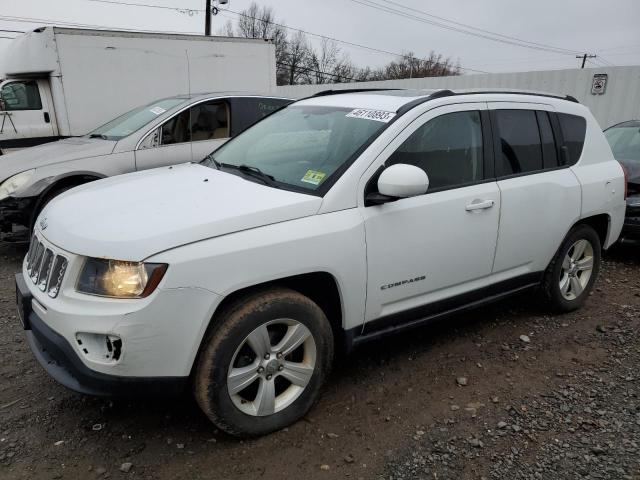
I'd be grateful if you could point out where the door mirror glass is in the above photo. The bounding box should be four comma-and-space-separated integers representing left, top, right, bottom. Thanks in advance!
138, 127, 161, 150
378, 163, 429, 198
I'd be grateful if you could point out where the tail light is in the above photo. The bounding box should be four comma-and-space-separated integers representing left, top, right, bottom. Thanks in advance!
619, 162, 629, 200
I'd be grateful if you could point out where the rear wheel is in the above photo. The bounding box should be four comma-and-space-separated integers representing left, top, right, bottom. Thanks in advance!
543, 224, 601, 312
194, 288, 334, 437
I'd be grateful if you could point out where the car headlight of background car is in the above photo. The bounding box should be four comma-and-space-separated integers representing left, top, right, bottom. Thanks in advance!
0, 169, 35, 201
77, 258, 168, 298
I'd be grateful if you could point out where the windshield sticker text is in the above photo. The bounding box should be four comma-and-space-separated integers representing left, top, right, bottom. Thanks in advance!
149, 106, 166, 115
346, 109, 396, 123
301, 170, 327, 186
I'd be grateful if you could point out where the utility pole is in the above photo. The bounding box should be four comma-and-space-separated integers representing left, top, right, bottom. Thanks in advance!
576, 53, 596, 69
205, 0, 212, 36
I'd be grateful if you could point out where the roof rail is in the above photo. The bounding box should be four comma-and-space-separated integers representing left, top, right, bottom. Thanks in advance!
310, 88, 401, 98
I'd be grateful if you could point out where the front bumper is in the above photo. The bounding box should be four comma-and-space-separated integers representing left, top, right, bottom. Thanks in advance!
17, 251, 222, 395
0, 196, 36, 242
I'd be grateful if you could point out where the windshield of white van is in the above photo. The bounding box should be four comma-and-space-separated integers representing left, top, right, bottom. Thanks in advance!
203, 105, 391, 192
88, 97, 186, 140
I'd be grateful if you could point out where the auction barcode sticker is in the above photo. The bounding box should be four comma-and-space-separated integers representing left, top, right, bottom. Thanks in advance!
346, 108, 396, 123
149, 106, 166, 115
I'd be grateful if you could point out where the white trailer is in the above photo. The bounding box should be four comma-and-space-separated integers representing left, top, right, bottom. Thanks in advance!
0, 26, 276, 153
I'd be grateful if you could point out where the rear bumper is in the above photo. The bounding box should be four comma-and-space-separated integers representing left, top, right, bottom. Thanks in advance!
621, 195, 640, 241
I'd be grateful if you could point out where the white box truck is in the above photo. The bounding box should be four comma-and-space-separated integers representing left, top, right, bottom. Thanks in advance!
0, 26, 276, 153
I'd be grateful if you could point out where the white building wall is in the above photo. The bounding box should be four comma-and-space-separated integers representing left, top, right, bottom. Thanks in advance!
276, 66, 640, 129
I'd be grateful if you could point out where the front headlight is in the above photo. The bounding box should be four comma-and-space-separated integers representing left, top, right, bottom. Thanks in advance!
77, 258, 168, 298
0, 169, 35, 201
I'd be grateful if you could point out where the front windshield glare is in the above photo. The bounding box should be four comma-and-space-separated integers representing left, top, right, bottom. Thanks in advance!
206, 105, 390, 191
88, 97, 186, 140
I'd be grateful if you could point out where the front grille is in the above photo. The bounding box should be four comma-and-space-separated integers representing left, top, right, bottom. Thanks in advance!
26, 234, 68, 298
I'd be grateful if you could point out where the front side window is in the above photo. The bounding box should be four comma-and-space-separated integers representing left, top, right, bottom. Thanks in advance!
387, 111, 484, 190
190, 101, 229, 141
161, 109, 191, 145
0, 81, 42, 111
495, 110, 543, 176
203, 105, 389, 192
89, 97, 186, 140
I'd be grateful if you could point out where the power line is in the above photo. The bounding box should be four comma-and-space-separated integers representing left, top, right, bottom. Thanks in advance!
85, 0, 200, 15
220, 8, 488, 74
374, 0, 582, 55
277, 61, 357, 82
0, 15, 203, 35
348, 0, 583, 56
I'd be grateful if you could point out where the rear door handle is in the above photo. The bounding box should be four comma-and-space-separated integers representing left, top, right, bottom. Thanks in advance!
465, 199, 495, 211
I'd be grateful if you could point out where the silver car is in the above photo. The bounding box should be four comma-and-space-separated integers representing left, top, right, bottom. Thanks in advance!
0, 92, 292, 241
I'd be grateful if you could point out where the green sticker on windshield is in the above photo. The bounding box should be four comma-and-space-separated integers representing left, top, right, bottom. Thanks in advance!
301, 170, 326, 186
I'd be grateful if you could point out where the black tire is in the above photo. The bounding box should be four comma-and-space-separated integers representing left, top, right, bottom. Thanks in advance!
194, 287, 334, 437
542, 224, 601, 313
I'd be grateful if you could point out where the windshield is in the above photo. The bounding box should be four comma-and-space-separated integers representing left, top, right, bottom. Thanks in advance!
203, 105, 391, 192
88, 97, 186, 140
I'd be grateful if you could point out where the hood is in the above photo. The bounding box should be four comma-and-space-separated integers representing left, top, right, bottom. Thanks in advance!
39, 163, 322, 260
0, 137, 116, 182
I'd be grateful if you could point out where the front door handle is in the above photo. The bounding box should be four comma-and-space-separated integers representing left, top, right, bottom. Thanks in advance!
465, 199, 495, 211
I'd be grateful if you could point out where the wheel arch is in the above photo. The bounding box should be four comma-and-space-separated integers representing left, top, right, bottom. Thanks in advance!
574, 213, 610, 249
30, 172, 105, 228
191, 271, 347, 376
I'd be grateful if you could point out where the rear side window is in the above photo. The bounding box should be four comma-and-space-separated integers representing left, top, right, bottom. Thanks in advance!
557, 113, 587, 165
257, 98, 291, 118
495, 110, 543, 176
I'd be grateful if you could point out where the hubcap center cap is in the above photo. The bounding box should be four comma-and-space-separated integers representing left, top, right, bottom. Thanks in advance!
265, 359, 280, 375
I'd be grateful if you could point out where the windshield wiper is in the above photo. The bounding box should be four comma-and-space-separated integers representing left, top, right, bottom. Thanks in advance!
237, 164, 277, 186
89, 134, 108, 140
218, 163, 277, 186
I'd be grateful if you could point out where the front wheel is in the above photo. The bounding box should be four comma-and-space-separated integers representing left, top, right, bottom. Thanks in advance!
543, 224, 601, 312
194, 288, 334, 437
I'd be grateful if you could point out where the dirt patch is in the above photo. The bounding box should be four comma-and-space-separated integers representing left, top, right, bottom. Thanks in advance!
1, 244, 639, 479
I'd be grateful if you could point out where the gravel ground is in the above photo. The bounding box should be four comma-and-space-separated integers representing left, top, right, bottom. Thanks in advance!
0, 242, 639, 480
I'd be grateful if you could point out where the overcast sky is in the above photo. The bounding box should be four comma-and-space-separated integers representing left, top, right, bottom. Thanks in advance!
1, 0, 639, 75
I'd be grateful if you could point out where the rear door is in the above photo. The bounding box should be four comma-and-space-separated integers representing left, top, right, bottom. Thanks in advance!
134, 108, 192, 171
190, 100, 231, 162
489, 103, 581, 276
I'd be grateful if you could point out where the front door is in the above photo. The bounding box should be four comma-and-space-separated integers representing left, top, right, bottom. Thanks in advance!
362, 103, 500, 324
0, 79, 56, 147
135, 108, 192, 171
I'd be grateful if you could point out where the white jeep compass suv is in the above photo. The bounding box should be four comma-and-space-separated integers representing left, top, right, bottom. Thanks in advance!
16, 89, 626, 437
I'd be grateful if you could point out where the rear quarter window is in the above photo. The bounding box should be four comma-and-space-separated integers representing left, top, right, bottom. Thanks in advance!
557, 113, 587, 165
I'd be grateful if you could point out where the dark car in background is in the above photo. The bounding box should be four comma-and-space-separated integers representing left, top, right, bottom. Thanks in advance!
605, 120, 640, 242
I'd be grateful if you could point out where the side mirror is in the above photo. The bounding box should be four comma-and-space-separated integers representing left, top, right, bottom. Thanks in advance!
366, 164, 429, 206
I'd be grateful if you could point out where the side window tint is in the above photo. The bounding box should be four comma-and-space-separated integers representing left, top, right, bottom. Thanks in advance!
1, 81, 42, 111
387, 111, 484, 190
537, 111, 558, 169
161, 109, 191, 145
495, 110, 543, 176
558, 113, 587, 165
190, 101, 229, 141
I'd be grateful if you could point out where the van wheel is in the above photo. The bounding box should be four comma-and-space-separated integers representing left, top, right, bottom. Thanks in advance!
543, 224, 601, 312
194, 288, 334, 437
